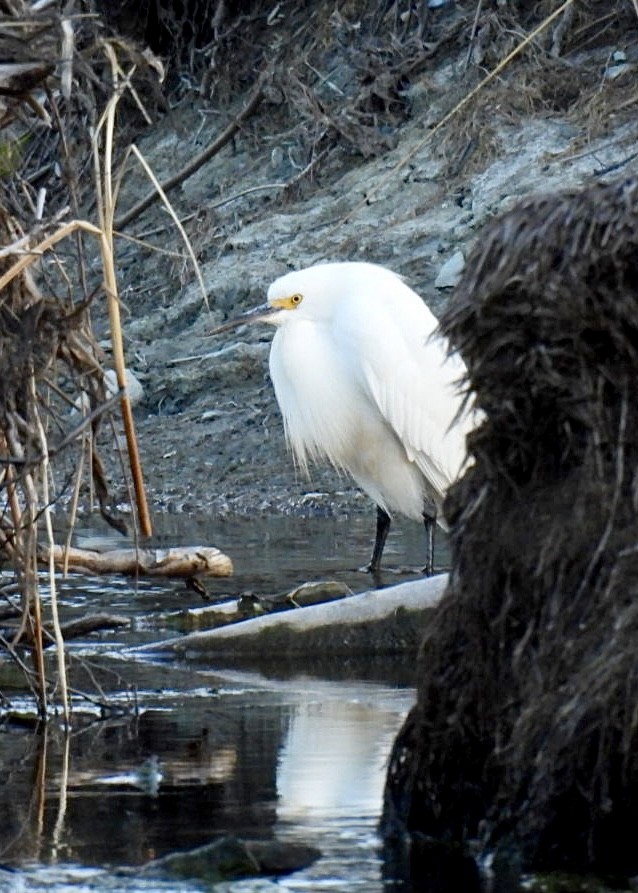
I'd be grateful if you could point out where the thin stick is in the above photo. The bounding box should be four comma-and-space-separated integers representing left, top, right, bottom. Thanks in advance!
63, 430, 86, 576
464, 0, 484, 71
28, 534, 47, 719
114, 72, 267, 230
32, 376, 69, 726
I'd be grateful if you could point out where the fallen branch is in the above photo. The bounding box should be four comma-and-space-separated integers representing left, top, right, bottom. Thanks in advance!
4, 613, 130, 650
114, 72, 268, 230
43, 545, 233, 578
56, 613, 129, 643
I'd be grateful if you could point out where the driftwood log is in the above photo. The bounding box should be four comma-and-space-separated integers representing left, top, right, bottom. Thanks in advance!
43, 545, 233, 578
138, 575, 447, 660
382, 177, 638, 881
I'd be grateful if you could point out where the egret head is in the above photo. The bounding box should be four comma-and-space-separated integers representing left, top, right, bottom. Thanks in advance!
209, 262, 398, 336
264, 264, 346, 324
206, 272, 308, 336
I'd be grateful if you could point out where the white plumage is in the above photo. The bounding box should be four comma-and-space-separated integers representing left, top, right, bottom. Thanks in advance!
212, 261, 476, 577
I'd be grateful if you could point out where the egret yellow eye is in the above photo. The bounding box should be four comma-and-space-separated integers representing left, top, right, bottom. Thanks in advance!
290, 293, 303, 306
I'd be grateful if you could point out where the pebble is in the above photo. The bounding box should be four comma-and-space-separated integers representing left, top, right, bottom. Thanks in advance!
434, 250, 465, 288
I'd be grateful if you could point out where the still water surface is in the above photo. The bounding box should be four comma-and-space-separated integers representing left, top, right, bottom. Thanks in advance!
0, 514, 439, 892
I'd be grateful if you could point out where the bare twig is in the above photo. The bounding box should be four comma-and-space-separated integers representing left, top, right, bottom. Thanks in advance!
32, 374, 69, 726
209, 181, 287, 209
114, 71, 268, 230
283, 146, 331, 193
128, 143, 209, 309
464, 0, 484, 71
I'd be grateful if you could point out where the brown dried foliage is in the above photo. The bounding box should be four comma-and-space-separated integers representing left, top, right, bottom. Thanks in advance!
0, 1, 160, 717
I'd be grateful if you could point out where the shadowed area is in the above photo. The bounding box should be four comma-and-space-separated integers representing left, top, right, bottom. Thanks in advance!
382, 177, 638, 878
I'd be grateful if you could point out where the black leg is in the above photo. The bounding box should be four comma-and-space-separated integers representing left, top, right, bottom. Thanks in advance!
368, 505, 391, 581
422, 510, 436, 576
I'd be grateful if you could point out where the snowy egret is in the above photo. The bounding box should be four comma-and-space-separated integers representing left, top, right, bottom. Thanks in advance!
210, 261, 475, 578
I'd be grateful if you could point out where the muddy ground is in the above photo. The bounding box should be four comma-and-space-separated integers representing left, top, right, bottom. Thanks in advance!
87, 5, 638, 526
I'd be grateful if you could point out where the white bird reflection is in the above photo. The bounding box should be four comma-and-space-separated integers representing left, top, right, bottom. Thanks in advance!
276, 699, 401, 819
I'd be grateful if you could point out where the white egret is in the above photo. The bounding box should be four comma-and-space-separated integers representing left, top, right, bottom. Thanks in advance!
210, 261, 475, 578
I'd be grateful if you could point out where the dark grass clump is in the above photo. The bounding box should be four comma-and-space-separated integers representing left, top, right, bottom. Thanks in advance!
382, 178, 638, 877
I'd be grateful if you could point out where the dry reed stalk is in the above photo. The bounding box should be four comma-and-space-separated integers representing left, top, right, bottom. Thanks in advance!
32, 374, 69, 726
93, 50, 153, 537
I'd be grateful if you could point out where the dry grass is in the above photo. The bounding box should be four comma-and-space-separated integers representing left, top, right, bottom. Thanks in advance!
0, 1, 162, 720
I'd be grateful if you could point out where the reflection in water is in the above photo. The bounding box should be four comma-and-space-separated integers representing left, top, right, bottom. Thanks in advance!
0, 513, 429, 891
272, 687, 414, 893
92, 754, 164, 795
0, 671, 416, 892
277, 700, 395, 818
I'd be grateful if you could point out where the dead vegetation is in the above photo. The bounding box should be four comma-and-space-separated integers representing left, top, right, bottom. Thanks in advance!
95, 1, 638, 193
382, 176, 638, 877
0, 1, 161, 720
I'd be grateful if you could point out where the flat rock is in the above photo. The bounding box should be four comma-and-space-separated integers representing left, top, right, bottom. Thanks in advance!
138, 835, 321, 883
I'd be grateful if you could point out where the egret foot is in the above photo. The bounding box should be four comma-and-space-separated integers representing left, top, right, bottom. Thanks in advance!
361, 565, 385, 589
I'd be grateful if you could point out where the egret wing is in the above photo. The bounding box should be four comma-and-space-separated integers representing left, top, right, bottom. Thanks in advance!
334, 285, 471, 499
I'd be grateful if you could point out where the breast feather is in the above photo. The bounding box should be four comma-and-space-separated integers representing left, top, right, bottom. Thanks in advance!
269, 320, 363, 473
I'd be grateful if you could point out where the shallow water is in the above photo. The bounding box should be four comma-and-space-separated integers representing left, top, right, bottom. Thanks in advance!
0, 514, 439, 892
0, 672, 415, 892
